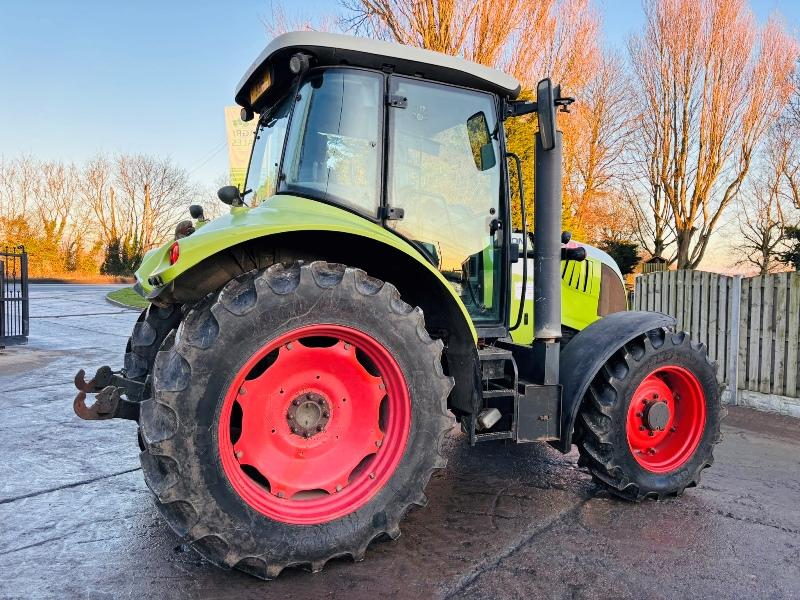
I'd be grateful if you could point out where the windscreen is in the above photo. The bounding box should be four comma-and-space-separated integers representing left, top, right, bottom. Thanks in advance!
244, 94, 292, 206
279, 69, 383, 217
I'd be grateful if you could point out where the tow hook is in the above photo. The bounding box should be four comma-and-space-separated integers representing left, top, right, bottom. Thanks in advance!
73, 366, 144, 422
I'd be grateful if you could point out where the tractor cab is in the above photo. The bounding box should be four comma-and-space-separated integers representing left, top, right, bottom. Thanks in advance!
233, 32, 523, 335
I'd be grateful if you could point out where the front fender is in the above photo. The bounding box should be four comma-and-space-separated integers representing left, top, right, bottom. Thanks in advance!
555, 310, 677, 452
135, 194, 476, 340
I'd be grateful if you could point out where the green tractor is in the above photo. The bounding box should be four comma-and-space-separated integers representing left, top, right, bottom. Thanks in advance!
74, 32, 722, 579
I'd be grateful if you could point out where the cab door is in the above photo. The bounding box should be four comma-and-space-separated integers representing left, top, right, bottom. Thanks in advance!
384, 75, 505, 328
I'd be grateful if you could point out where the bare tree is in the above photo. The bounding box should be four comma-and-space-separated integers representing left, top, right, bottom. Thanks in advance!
508, 0, 600, 91
736, 126, 797, 274
790, 62, 800, 128
36, 161, 83, 251
115, 154, 193, 252
344, 0, 485, 54
343, 0, 618, 240
0, 156, 38, 223
565, 53, 634, 242
80, 155, 118, 244
628, 0, 799, 269
263, 0, 340, 36
781, 79, 800, 210
343, 0, 599, 87
623, 179, 675, 262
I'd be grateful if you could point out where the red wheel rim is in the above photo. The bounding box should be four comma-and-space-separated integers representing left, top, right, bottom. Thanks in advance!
626, 365, 706, 473
218, 324, 411, 525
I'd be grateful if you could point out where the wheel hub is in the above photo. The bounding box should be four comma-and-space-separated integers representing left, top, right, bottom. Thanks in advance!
217, 324, 412, 525
644, 399, 670, 431
626, 365, 707, 473
287, 392, 330, 438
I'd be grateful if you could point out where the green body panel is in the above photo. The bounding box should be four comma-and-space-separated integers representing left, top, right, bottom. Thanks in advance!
508, 254, 606, 344
135, 195, 478, 341
136, 196, 623, 347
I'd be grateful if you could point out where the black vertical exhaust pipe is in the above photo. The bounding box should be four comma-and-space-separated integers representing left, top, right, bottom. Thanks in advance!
533, 79, 566, 385
533, 131, 563, 342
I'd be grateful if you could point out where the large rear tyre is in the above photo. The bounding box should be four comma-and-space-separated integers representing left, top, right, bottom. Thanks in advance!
139, 262, 453, 578
123, 303, 182, 386
123, 304, 182, 449
575, 327, 723, 501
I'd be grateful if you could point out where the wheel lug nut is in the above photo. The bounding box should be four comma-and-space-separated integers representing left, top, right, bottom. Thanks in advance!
639, 426, 645, 431
291, 427, 297, 434
293, 399, 300, 406
636, 412, 643, 418
318, 399, 325, 405
648, 431, 654, 437
316, 425, 322, 432
322, 411, 329, 418
670, 426, 677, 432
287, 413, 293, 419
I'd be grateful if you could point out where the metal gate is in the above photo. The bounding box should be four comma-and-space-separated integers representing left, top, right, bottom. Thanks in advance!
0, 246, 29, 346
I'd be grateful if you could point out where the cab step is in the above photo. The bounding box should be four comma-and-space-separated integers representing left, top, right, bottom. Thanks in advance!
467, 344, 562, 445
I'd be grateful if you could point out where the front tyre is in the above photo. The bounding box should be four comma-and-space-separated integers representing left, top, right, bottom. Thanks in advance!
575, 327, 723, 501
139, 262, 453, 578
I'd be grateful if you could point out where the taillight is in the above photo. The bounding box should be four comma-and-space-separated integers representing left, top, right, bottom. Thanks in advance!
169, 242, 180, 265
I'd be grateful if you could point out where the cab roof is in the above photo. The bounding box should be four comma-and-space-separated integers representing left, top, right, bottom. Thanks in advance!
235, 31, 522, 111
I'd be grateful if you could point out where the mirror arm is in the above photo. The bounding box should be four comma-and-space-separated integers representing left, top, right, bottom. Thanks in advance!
505, 100, 538, 118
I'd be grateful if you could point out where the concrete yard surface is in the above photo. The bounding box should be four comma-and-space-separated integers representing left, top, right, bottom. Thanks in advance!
1, 284, 799, 599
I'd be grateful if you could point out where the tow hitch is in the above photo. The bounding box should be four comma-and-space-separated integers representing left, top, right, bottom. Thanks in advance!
73, 366, 144, 422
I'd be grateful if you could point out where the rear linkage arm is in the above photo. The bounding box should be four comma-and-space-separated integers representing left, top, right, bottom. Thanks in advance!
73, 366, 144, 422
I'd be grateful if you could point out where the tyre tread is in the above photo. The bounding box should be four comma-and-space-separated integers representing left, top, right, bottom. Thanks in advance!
575, 327, 722, 502
140, 261, 453, 578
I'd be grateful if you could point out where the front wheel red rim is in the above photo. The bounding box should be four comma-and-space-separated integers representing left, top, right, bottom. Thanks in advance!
218, 324, 411, 525
626, 365, 706, 473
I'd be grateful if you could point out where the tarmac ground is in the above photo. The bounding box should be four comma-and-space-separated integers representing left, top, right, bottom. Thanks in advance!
1, 284, 799, 599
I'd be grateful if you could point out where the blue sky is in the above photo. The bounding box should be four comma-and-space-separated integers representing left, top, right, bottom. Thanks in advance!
1, 0, 798, 191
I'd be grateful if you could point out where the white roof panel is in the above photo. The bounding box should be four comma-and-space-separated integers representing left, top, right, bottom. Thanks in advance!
235, 31, 521, 108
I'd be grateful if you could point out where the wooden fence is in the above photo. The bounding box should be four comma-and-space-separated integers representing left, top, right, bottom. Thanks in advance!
634, 270, 800, 403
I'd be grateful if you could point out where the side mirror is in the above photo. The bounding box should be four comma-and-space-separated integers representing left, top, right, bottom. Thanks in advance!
466, 111, 497, 171
189, 204, 205, 220
536, 78, 556, 151
217, 185, 242, 206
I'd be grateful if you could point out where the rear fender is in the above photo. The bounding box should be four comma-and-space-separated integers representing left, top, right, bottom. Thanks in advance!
136, 195, 475, 341
554, 310, 677, 453
136, 196, 481, 417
